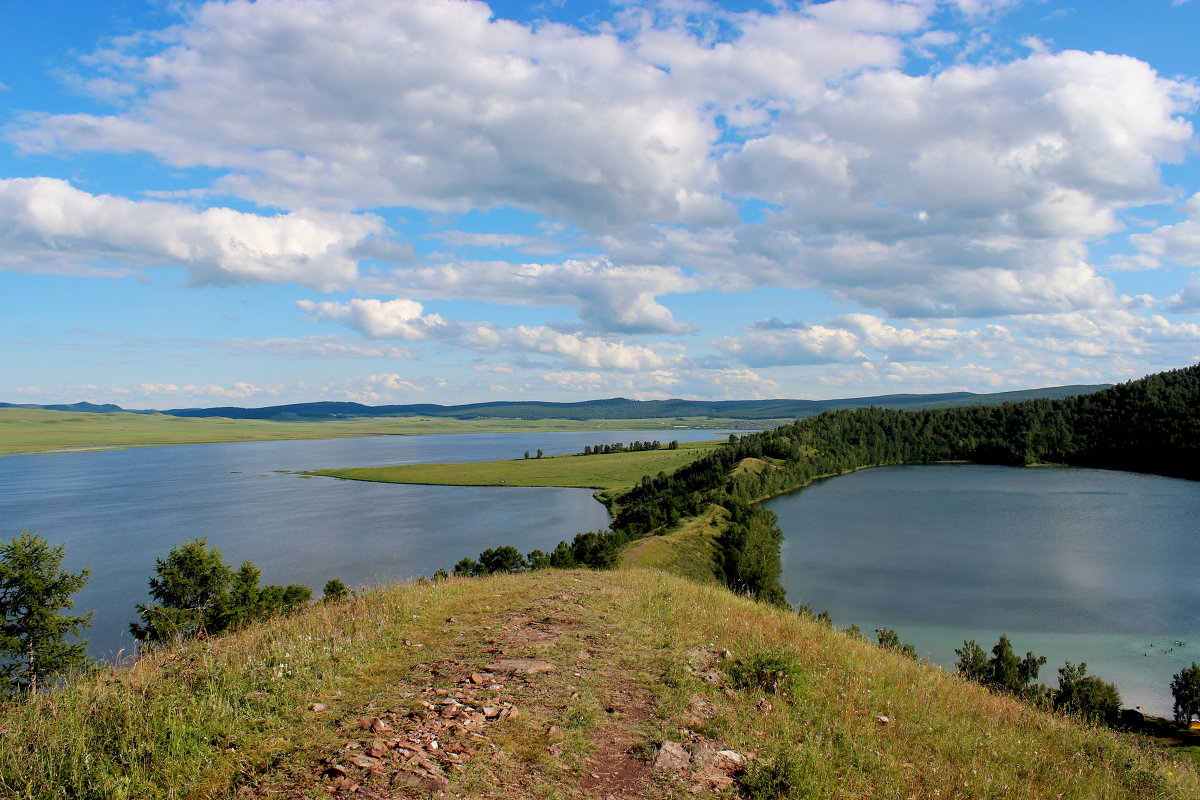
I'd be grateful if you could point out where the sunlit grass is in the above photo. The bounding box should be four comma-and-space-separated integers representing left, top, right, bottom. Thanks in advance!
307, 440, 722, 489
3, 570, 1195, 799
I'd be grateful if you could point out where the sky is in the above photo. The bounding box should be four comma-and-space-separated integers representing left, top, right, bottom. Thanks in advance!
3, 0, 1200, 409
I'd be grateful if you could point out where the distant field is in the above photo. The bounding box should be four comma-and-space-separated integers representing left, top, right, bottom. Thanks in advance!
0, 408, 744, 457
308, 439, 722, 489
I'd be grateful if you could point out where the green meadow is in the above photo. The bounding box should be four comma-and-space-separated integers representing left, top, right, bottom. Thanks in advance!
307, 439, 722, 490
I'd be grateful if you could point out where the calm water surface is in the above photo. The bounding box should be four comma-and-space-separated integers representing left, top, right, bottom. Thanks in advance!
767, 464, 1200, 715
0, 429, 721, 660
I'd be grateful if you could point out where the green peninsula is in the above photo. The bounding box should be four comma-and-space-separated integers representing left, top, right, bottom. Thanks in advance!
308, 439, 721, 490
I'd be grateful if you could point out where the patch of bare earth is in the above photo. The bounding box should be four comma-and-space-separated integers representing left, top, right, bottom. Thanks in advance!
231, 581, 747, 800
231, 586, 652, 799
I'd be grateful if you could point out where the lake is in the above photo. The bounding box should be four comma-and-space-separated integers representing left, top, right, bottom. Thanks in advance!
0, 429, 722, 661
767, 463, 1200, 716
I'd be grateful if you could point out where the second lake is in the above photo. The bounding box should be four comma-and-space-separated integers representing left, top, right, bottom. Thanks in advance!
767, 463, 1200, 716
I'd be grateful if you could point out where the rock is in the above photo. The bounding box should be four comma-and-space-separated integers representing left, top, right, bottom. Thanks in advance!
393, 769, 448, 790
876, 715, 890, 726
684, 695, 716, 724
468, 672, 486, 685
756, 698, 773, 715
654, 741, 692, 772
310, 702, 327, 712
485, 658, 556, 674
359, 716, 393, 734
685, 646, 713, 668
546, 724, 564, 741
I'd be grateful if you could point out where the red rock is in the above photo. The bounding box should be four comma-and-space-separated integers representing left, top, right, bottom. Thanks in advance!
654, 741, 691, 771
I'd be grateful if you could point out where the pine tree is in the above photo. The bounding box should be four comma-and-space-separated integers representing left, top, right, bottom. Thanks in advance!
0, 532, 93, 695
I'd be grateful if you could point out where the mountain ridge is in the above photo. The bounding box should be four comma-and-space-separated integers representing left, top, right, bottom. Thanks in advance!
0, 383, 1110, 422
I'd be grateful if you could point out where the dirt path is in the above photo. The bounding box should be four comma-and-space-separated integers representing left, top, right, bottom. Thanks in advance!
234, 582, 680, 799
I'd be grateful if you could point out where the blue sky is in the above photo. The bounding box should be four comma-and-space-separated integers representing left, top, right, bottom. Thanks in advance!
3, 0, 1200, 408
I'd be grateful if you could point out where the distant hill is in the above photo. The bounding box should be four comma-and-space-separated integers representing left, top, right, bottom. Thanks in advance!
0, 401, 152, 414
1, 384, 1111, 422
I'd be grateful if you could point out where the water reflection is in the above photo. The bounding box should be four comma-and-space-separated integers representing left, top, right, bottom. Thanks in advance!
768, 463, 1200, 714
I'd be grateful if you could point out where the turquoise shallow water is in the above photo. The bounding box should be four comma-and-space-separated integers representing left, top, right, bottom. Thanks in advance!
768, 464, 1200, 717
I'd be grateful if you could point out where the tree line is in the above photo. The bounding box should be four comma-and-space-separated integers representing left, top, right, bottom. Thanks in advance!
580, 440, 678, 455
449, 365, 1199, 609
0, 532, 347, 696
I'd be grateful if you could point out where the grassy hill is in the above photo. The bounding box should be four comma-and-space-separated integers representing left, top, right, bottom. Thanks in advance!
2, 568, 1195, 799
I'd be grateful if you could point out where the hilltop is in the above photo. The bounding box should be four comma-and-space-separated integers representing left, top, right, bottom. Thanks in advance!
2, 569, 1195, 799
4, 366, 1197, 798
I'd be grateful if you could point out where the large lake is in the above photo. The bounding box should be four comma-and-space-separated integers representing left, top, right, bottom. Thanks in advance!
0, 429, 722, 661
767, 464, 1200, 716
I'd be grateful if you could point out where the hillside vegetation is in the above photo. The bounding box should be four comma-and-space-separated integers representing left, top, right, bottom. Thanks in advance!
606, 365, 1200, 601
2, 569, 1196, 799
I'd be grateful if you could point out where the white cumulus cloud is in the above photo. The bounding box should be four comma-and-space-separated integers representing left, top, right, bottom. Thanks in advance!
0, 178, 387, 288
297, 297, 682, 372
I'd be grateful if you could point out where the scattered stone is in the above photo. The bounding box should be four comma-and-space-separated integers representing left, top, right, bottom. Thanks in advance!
359, 717, 393, 734
485, 658, 555, 674
876, 715, 890, 726
654, 741, 692, 772
719, 648, 733, 660
310, 702, 326, 713
756, 698, 773, 715
684, 695, 716, 725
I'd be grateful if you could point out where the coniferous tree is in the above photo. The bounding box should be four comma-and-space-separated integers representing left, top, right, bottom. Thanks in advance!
1171, 662, 1200, 725
131, 539, 232, 645
0, 532, 92, 695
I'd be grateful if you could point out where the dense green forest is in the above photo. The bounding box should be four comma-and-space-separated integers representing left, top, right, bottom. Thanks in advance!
451, 365, 1195, 603
603, 364, 1199, 601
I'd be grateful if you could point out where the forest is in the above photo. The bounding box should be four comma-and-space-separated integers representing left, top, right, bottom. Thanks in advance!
531, 364, 1200, 603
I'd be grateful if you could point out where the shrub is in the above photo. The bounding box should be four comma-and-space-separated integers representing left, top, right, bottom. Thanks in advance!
727, 645, 807, 697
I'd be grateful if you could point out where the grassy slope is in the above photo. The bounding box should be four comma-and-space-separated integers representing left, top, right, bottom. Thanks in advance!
3, 569, 1195, 799
619, 505, 727, 585
309, 440, 721, 490
0, 408, 738, 457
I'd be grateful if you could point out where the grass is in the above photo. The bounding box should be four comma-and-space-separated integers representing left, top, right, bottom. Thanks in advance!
0, 408, 743, 458
307, 440, 722, 490
2, 569, 1197, 799
619, 504, 727, 584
